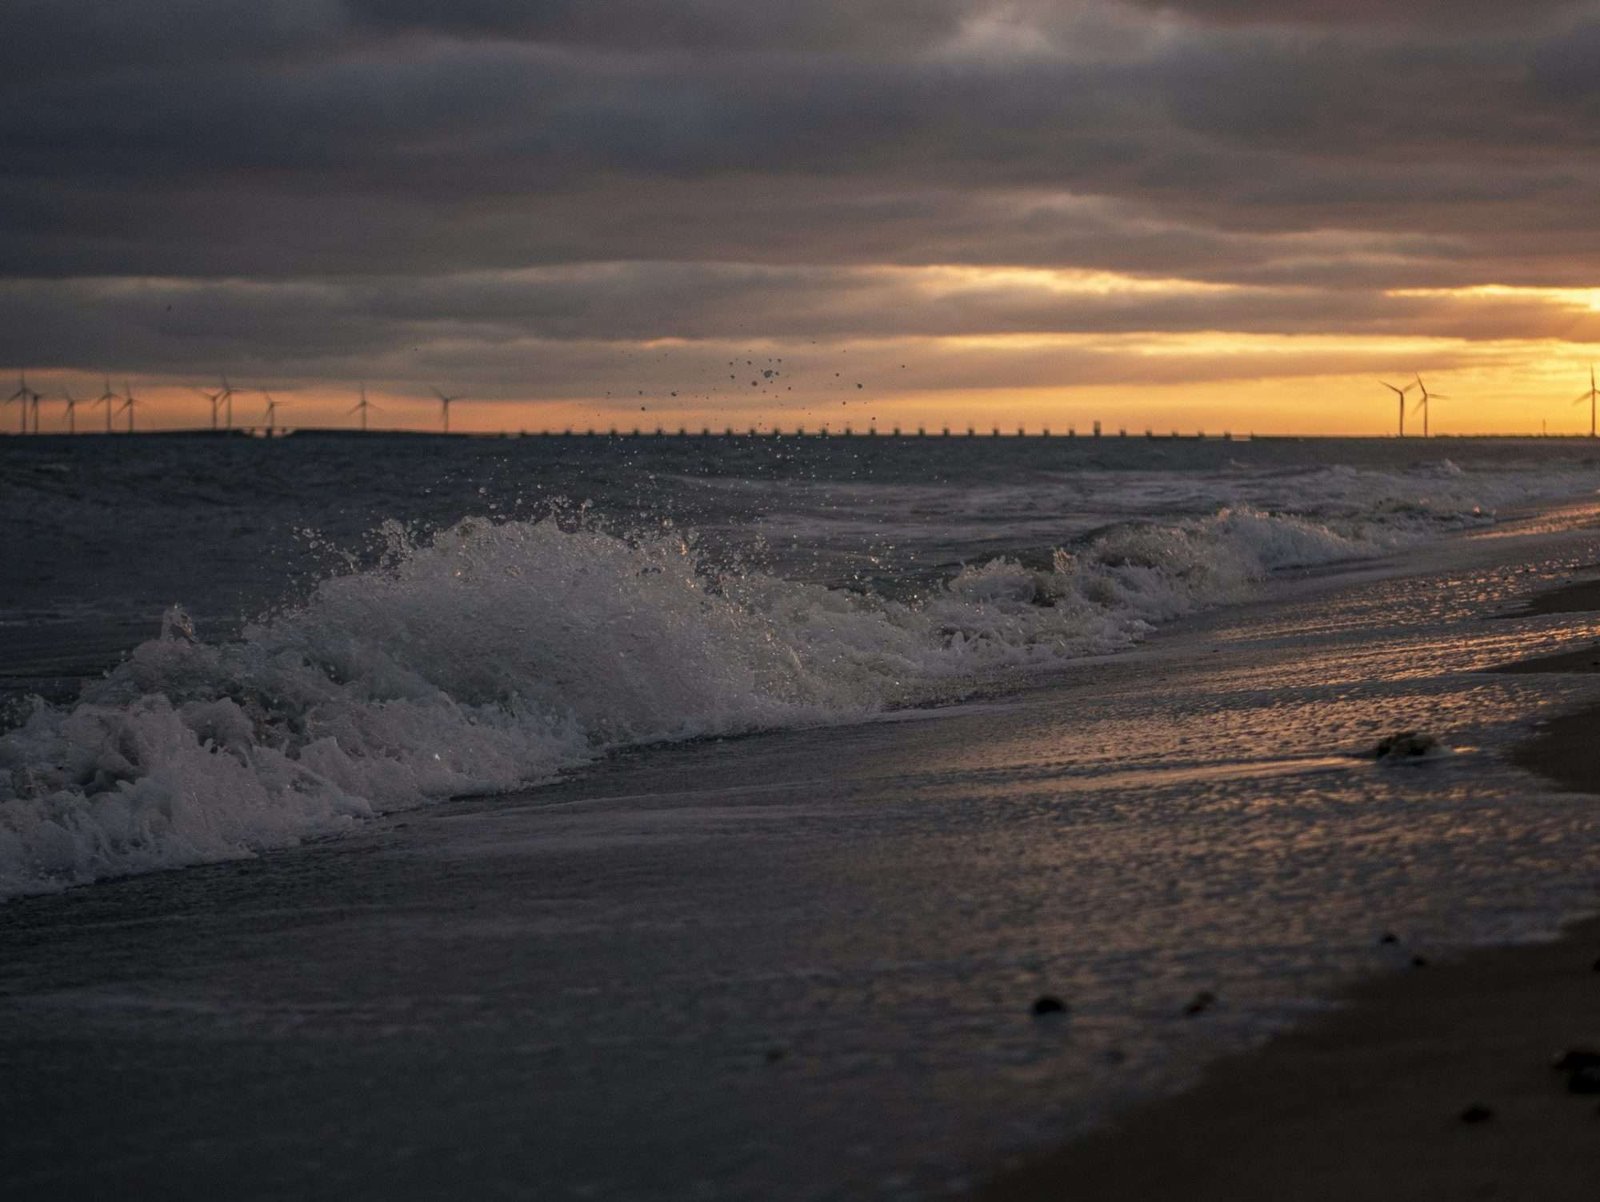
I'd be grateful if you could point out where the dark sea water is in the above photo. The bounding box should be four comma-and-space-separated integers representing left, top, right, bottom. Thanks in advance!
4, 433, 1600, 1199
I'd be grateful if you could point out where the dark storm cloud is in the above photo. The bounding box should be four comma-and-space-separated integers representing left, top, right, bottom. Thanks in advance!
7, 265, 1595, 396
1528, 19, 1600, 100
1123, 1, 1590, 30
7, 0, 1600, 387
0, 0, 982, 81
345, 0, 978, 51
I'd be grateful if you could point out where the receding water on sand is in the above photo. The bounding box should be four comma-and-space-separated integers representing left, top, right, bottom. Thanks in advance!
5, 439, 1600, 1198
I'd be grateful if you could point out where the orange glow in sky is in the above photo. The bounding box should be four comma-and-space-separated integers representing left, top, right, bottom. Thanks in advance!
11, 275, 1600, 437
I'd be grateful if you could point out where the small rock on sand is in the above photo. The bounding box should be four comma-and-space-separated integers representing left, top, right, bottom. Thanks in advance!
1183, 990, 1218, 1017
1458, 1104, 1494, 1124
1567, 1066, 1600, 1095
1551, 1048, 1600, 1073
1031, 995, 1068, 1017
1374, 730, 1439, 759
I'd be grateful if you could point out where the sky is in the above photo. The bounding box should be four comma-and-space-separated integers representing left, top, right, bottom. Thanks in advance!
5, 0, 1600, 436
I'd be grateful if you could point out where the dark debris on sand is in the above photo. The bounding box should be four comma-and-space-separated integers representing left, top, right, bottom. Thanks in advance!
1374, 730, 1439, 759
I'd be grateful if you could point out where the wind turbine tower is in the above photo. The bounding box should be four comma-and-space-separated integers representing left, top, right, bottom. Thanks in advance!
1575, 366, 1599, 438
115, 382, 136, 433
262, 393, 286, 435
62, 389, 82, 434
1412, 374, 1449, 439
194, 377, 233, 430
96, 379, 119, 432
350, 382, 378, 431
1380, 380, 1413, 436
7, 372, 40, 434
433, 387, 462, 434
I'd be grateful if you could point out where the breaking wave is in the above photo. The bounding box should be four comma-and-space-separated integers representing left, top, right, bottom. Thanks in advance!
0, 504, 1425, 897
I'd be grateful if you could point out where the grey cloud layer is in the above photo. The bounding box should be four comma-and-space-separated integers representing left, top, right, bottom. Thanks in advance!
5, 266, 1589, 398
5, 1, 1600, 384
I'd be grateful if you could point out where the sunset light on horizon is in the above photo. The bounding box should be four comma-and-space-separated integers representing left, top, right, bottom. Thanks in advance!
8, 3, 1600, 436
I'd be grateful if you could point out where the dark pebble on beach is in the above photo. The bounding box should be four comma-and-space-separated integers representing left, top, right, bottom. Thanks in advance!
1031, 995, 1068, 1017
1567, 1066, 1600, 1095
1551, 1048, 1600, 1073
764, 1047, 787, 1064
1378, 931, 1398, 945
1183, 990, 1217, 1017
1410, 955, 1429, 968
1458, 1104, 1494, 1124
1374, 730, 1437, 759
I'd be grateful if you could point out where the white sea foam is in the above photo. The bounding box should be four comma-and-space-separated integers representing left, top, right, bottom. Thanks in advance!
0, 488, 1557, 898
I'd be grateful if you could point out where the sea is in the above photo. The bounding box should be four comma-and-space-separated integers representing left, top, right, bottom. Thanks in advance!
4, 432, 1600, 1199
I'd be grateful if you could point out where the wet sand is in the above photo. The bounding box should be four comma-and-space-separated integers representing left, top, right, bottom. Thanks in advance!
983, 581, 1600, 1202
1495, 573, 1600, 618
981, 914, 1600, 1201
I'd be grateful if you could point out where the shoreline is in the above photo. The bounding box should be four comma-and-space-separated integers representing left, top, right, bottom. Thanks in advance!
981, 582, 1600, 1201
981, 910, 1600, 1201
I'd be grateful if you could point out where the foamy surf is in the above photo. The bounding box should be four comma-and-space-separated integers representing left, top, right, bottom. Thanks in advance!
0, 493, 1552, 899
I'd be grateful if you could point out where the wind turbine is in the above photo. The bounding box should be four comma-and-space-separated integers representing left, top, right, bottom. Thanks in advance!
262, 392, 286, 435
1412, 373, 1449, 439
118, 392, 140, 433
96, 378, 120, 431
1575, 365, 1599, 438
7, 371, 39, 435
112, 381, 135, 433
1380, 380, 1413, 436
432, 387, 462, 434
349, 382, 379, 431
62, 388, 82, 434
193, 377, 233, 431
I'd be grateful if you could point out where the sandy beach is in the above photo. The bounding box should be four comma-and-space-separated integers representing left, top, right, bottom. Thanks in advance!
984, 575, 1600, 1202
